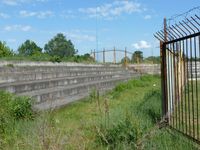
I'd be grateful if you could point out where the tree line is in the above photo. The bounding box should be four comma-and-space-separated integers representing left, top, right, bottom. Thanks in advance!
0, 33, 160, 64
0, 33, 94, 63
121, 51, 160, 64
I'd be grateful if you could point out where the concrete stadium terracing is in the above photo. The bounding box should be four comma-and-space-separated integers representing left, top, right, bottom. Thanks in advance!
0, 61, 160, 110
0, 61, 136, 110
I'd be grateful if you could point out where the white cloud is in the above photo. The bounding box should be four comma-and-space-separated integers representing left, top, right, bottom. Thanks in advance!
132, 40, 151, 49
1, 0, 18, 5
0, 12, 10, 18
144, 15, 152, 20
60, 10, 76, 19
1, 0, 48, 6
4, 25, 32, 32
64, 30, 96, 42
67, 33, 96, 42
19, 10, 53, 19
79, 1, 143, 20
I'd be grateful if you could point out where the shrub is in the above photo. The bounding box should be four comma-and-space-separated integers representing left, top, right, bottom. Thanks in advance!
97, 116, 141, 148
50, 56, 62, 63
137, 90, 161, 123
0, 91, 34, 137
9, 96, 33, 120
6, 64, 14, 68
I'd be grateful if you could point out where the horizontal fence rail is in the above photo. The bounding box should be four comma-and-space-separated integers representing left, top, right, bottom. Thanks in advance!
155, 14, 200, 143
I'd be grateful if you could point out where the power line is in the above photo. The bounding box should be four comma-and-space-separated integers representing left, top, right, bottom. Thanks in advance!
96, 0, 99, 62
168, 6, 200, 21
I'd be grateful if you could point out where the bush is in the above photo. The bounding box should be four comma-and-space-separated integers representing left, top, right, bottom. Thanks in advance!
0, 91, 34, 137
137, 90, 161, 123
97, 117, 140, 148
9, 96, 33, 120
0, 41, 13, 57
50, 56, 62, 63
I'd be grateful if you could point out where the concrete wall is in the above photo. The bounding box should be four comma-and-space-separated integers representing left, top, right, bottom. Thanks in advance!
128, 64, 160, 75
0, 61, 161, 74
0, 61, 121, 67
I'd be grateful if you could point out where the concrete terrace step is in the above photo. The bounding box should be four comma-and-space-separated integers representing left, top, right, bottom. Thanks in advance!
0, 69, 127, 83
18, 76, 132, 106
0, 62, 139, 110
0, 73, 126, 93
0, 66, 123, 74
34, 87, 113, 110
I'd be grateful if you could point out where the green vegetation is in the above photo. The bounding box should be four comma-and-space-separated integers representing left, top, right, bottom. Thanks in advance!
0, 41, 13, 58
0, 38, 160, 64
18, 40, 42, 56
44, 33, 76, 58
172, 81, 200, 139
0, 91, 34, 147
144, 56, 160, 64
0, 33, 95, 63
132, 50, 143, 64
0, 75, 197, 149
121, 51, 160, 64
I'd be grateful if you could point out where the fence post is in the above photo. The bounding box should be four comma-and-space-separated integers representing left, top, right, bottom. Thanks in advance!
103, 48, 105, 63
94, 50, 96, 62
161, 17, 168, 121
125, 47, 127, 67
114, 47, 116, 64
161, 41, 168, 119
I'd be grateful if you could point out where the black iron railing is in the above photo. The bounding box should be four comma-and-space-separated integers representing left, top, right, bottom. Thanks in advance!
155, 15, 200, 144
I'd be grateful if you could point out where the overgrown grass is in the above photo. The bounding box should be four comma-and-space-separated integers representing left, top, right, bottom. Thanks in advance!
0, 91, 34, 148
0, 75, 198, 149
0, 54, 95, 64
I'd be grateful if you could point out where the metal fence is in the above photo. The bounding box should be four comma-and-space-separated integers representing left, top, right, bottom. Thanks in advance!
91, 48, 133, 65
155, 15, 200, 143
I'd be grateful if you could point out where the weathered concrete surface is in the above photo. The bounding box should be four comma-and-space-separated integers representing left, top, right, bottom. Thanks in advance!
0, 62, 139, 110
0, 61, 120, 67
128, 64, 160, 75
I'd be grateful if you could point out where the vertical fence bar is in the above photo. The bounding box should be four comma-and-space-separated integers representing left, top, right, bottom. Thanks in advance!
180, 40, 184, 132
198, 35, 200, 140
167, 44, 171, 124
186, 38, 191, 136
114, 47, 116, 64
183, 39, 187, 134
170, 43, 174, 126
172, 42, 177, 128
176, 41, 181, 130
125, 47, 127, 67
103, 49, 105, 63
194, 36, 198, 139
94, 50, 96, 62
156, 15, 200, 143
190, 37, 195, 138
161, 41, 168, 118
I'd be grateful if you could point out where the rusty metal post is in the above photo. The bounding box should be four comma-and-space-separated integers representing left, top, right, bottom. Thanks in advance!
93, 50, 96, 62
161, 17, 168, 120
103, 48, 105, 63
125, 47, 127, 67
114, 47, 116, 64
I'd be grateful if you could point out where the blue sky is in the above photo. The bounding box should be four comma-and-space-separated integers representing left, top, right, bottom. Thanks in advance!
0, 0, 199, 60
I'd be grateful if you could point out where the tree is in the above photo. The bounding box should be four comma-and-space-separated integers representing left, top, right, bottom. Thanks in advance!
0, 41, 13, 57
121, 56, 131, 64
44, 33, 76, 58
18, 40, 42, 56
144, 56, 160, 64
131, 51, 143, 64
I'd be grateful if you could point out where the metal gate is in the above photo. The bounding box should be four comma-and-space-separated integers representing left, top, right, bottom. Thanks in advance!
155, 15, 200, 143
